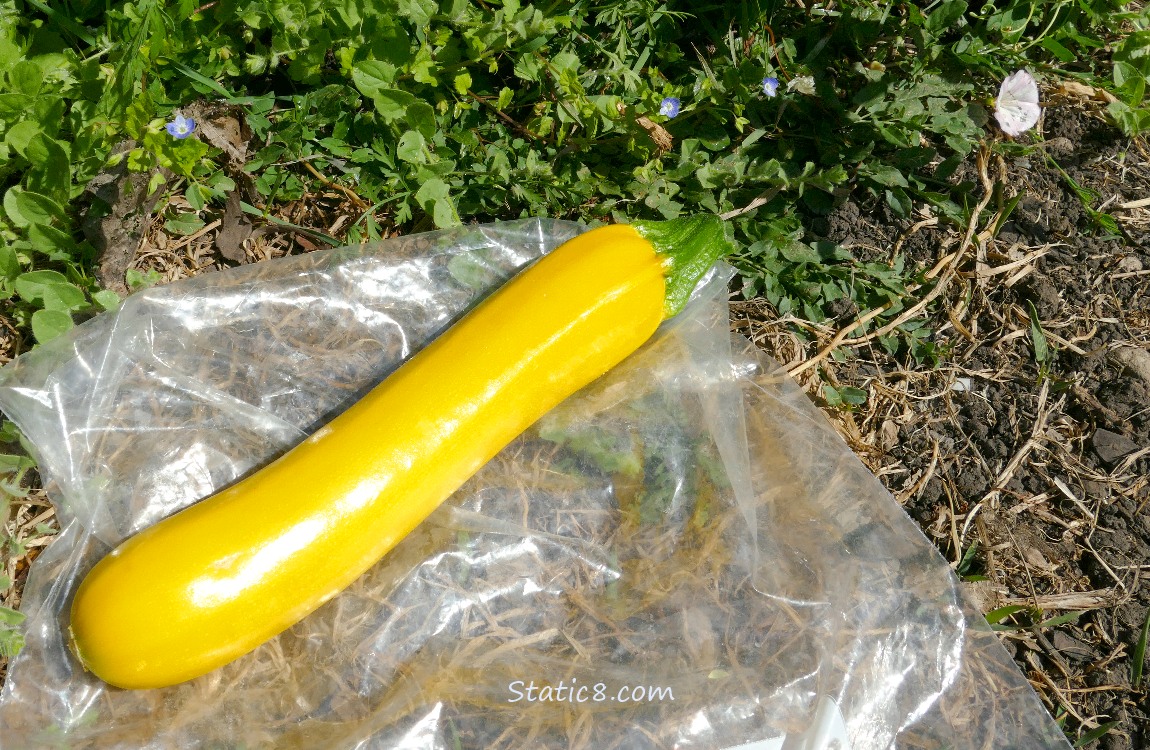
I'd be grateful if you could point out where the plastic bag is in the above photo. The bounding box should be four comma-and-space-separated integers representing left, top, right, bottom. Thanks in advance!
0, 219, 1069, 749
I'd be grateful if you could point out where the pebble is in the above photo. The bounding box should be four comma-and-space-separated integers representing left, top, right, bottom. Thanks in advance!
1117, 255, 1143, 272
1091, 428, 1140, 465
1043, 137, 1075, 156
1110, 347, 1150, 388
1051, 631, 1093, 663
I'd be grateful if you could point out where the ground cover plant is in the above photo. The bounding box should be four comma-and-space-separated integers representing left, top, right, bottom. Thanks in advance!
1, 0, 1148, 746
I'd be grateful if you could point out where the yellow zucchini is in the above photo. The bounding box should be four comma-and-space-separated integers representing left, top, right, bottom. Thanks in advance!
68, 217, 730, 689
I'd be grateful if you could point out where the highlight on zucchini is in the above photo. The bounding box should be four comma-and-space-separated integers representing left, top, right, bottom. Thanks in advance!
68, 216, 733, 689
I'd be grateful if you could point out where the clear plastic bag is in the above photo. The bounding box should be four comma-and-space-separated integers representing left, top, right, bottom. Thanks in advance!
0, 219, 1069, 749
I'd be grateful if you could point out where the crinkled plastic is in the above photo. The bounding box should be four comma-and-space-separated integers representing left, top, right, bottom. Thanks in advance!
0, 219, 1069, 749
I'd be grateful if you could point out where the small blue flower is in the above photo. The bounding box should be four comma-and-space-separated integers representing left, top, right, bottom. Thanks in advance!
762, 76, 779, 98
165, 113, 196, 139
658, 97, 681, 119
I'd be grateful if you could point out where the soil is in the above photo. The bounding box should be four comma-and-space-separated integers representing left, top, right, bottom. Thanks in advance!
1, 93, 1148, 747
736, 100, 1149, 748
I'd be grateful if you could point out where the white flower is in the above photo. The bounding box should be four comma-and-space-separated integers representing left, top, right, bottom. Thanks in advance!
994, 70, 1040, 136
786, 76, 816, 96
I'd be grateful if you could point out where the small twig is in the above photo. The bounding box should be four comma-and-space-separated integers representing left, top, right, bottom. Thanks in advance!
720, 187, 782, 220
167, 219, 223, 252
1081, 537, 1129, 593
896, 438, 939, 505
1032, 669, 1090, 728
994, 379, 1052, 496
468, 89, 545, 144
1111, 268, 1150, 279
1052, 477, 1100, 534
302, 162, 369, 210
890, 215, 939, 260
969, 245, 1053, 279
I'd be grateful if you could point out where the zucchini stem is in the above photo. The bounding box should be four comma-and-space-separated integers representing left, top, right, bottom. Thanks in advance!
631, 215, 734, 318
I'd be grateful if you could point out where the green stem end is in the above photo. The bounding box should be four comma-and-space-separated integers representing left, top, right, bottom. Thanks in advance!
631, 215, 735, 319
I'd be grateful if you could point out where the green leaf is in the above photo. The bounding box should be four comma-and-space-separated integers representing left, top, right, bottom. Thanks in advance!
92, 289, 121, 312
924, 0, 967, 34
413, 177, 448, 204
1037, 610, 1085, 628
414, 177, 459, 227
992, 189, 1025, 238
27, 223, 75, 259
1132, 607, 1150, 690
369, 88, 416, 122
4, 120, 42, 156
0, 36, 21, 70
1039, 37, 1076, 63
985, 604, 1029, 626
398, 0, 437, 26
186, 183, 206, 212
25, 133, 69, 173
453, 71, 473, 95
15, 270, 87, 312
514, 53, 543, 81
3, 188, 66, 228
30, 308, 73, 343
351, 60, 398, 98
956, 540, 979, 575
368, 22, 414, 68
7, 60, 43, 96
0, 452, 33, 475
551, 51, 580, 74
432, 195, 460, 228
125, 268, 162, 291
14, 269, 69, 296
778, 242, 823, 264
1113, 60, 1147, 107
1074, 722, 1120, 748
1106, 100, 1150, 137
19, 0, 97, 45
0, 244, 19, 281
0, 605, 24, 627
821, 384, 867, 408
402, 102, 434, 142
397, 130, 427, 164
24, 134, 71, 202
497, 87, 514, 110
838, 386, 868, 405
886, 188, 912, 218
165, 213, 206, 236
0, 603, 25, 658
410, 46, 440, 86
1027, 301, 1050, 365
163, 58, 250, 104
447, 250, 505, 291
40, 283, 88, 312
865, 164, 909, 188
